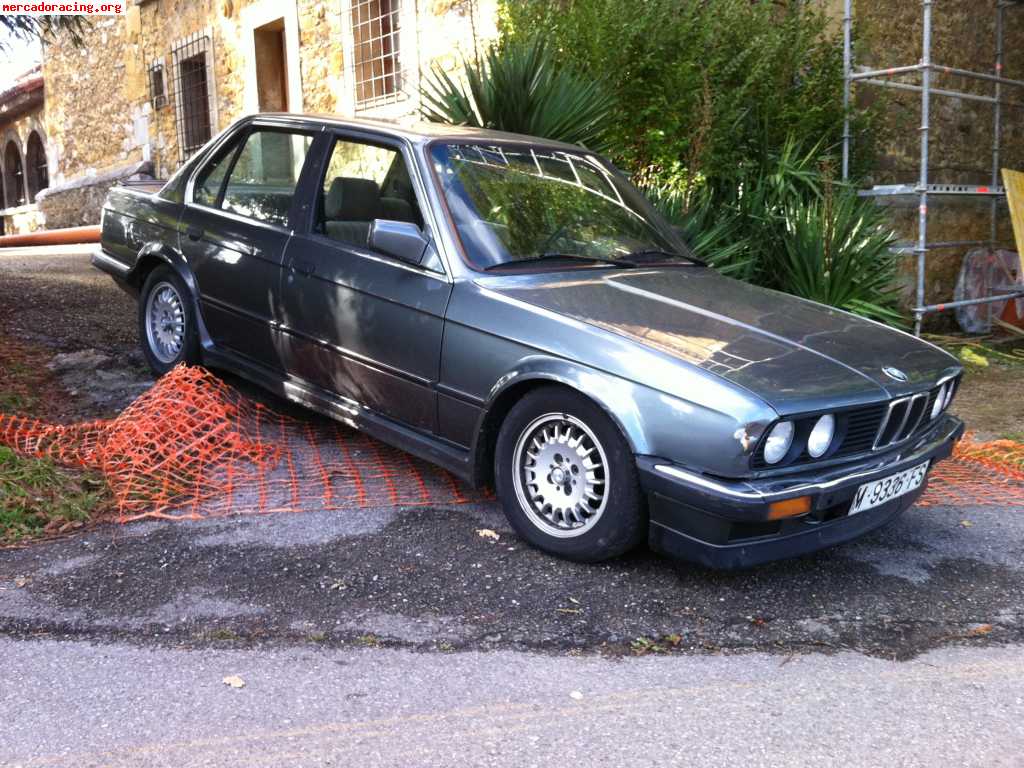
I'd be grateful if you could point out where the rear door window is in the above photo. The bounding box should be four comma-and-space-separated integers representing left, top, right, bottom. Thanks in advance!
194, 128, 313, 227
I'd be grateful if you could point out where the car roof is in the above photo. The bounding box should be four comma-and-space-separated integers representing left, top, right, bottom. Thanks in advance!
251, 112, 588, 152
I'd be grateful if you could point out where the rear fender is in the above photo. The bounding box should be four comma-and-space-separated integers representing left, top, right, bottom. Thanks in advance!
129, 243, 214, 350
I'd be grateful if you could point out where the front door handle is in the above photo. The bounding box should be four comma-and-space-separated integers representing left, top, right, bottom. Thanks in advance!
292, 259, 316, 276
186, 226, 204, 241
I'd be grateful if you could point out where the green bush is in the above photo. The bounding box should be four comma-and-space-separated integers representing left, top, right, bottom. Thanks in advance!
649, 138, 903, 324
501, 0, 874, 193
420, 34, 616, 152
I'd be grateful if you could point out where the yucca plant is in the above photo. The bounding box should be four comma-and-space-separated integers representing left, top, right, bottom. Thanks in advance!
419, 36, 616, 152
644, 184, 754, 280
773, 185, 905, 325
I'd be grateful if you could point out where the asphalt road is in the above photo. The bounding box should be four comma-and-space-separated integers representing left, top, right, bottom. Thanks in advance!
3, 641, 1022, 767
2, 248, 1023, 766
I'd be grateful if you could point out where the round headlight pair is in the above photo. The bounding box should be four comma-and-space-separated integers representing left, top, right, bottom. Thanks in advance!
763, 414, 835, 464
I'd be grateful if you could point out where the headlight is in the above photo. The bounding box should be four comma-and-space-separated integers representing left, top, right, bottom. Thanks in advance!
931, 383, 947, 419
807, 414, 835, 458
763, 421, 795, 464
943, 380, 956, 409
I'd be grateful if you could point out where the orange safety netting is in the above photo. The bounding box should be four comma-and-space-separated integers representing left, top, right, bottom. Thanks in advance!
0, 366, 487, 521
0, 364, 1021, 522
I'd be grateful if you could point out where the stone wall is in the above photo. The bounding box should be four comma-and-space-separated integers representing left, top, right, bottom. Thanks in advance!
36, 160, 154, 230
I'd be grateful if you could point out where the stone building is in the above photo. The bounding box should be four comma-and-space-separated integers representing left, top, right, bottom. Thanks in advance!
35, 0, 499, 230
0, 67, 49, 235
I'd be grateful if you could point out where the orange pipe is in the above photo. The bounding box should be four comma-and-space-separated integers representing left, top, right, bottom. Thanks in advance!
0, 225, 101, 247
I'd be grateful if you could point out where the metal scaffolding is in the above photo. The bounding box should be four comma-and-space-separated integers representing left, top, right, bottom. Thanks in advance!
842, 0, 1024, 335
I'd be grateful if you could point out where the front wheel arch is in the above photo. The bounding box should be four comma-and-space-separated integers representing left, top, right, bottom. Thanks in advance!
493, 384, 647, 561
472, 375, 645, 489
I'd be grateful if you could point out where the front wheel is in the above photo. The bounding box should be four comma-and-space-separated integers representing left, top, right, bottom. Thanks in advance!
494, 387, 646, 562
138, 266, 200, 376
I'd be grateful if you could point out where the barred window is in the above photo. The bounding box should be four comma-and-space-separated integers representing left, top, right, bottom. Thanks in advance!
172, 36, 215, 162
149, 62, 166, 110
350, 0, 402, 110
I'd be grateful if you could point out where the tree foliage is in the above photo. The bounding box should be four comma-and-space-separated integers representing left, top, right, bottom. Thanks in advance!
501, 0, 873, 193
0, 15, 87, 53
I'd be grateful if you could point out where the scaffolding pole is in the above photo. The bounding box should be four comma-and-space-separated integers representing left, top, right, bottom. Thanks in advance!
842, 0, 1023, 336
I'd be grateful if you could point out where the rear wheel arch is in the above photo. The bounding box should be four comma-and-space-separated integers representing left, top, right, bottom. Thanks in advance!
129, 246, 196, 293
129, 246, 211, 348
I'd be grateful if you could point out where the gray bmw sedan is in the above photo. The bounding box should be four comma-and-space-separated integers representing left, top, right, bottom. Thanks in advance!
94, 114, 964, 567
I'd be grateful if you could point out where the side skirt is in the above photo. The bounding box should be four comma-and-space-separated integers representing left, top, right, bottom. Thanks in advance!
202, 347, 477, 484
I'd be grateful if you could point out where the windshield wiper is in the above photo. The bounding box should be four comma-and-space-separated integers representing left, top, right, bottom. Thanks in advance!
622, 249, 707, 267
484, 253, 638, 271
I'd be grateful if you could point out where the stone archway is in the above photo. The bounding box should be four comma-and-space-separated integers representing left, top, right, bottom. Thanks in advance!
24, 130, 48, 203
2, 138, 25, 209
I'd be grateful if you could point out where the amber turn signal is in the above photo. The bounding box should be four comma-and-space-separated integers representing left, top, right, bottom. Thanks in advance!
767, 495, 812, 520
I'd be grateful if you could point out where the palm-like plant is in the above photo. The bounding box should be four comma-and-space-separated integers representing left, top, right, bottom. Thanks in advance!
644, 184, 754, 280
648, 136, 906, 326
420, 36, 616, 152
774, 186, 904, 325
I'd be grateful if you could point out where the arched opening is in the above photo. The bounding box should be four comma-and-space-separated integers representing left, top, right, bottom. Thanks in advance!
3, 141, 25, 208
25, 132, 48, 203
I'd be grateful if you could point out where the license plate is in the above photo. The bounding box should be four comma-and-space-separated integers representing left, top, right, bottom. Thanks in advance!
849, 461, 930, 515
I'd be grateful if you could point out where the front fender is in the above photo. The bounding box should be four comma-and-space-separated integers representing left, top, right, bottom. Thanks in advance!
473, 355, 773, 480
481, 356, 652, 455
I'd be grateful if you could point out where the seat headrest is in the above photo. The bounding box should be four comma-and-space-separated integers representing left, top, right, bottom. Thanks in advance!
325, 176, 380, 221
380, 196, 415, 224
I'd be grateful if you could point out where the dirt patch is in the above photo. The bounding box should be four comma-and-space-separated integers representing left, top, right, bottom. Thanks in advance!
951, 359, 1024, 442
0, 249, 138, 355
0, 251, 151, 421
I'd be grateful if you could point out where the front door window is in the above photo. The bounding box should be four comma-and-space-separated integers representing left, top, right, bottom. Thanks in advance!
316, 137, 423, 247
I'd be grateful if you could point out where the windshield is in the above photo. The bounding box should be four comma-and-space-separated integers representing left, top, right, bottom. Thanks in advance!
429, 142, 698, 270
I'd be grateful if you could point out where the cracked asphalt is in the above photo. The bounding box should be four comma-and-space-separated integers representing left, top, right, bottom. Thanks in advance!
2, 248, 1023, 766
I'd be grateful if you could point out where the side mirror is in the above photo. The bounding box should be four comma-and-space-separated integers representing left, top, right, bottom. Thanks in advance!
369, 219, 428, 266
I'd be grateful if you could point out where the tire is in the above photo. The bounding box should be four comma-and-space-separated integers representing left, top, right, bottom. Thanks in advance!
494, 386, 646, 562
138, 266, 200, 376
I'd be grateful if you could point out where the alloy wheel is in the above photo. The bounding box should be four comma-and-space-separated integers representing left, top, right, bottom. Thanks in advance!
145, 281, 186, 364
512, 413, 609, 538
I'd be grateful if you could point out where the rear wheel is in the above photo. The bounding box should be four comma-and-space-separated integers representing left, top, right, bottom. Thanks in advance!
494, 387, 646, 562
138, 266, 200, 376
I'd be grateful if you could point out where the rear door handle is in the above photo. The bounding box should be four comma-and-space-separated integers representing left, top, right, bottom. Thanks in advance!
293, 259, 316, 276
186, 226, 204, 241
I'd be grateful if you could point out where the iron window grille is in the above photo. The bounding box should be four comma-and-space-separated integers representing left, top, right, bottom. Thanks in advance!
148, 62, 166, 110
350, 0, 403, 110
171, 35, 215, 162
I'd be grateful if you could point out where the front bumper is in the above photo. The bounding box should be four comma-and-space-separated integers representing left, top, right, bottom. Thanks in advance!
639, 414, 964, 569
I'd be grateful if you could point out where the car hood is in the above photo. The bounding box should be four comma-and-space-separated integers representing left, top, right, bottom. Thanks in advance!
478, 267, 959, 413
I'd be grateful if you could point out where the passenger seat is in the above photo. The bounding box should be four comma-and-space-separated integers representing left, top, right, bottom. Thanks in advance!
323, 176, 381, 246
